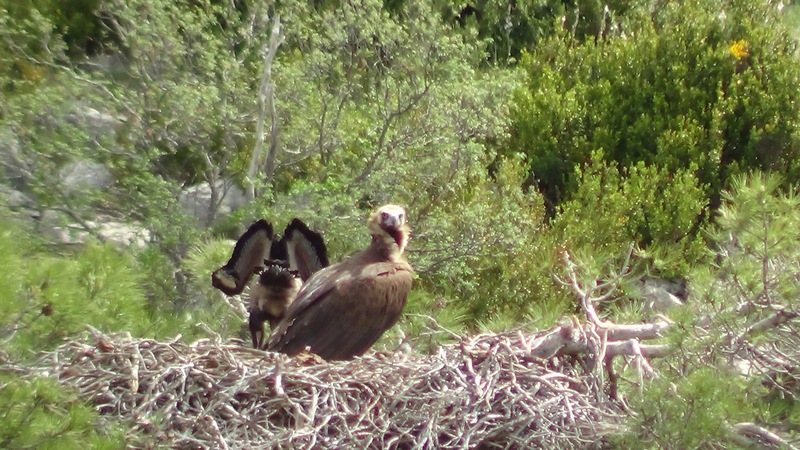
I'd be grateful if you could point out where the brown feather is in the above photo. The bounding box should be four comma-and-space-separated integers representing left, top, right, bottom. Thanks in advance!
211, 220, 274, 296
248, 260, 302, 349
268, 204, 413, 361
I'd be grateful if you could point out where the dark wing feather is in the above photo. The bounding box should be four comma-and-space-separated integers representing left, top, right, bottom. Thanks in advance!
211, 219, 274, 296
267, 261, 412, 360
269, 239, 288, 262
283, 219, 329, 281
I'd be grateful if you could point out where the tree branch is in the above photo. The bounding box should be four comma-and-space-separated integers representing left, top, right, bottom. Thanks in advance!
246, 15, 283, 201
729, 422, 797, 450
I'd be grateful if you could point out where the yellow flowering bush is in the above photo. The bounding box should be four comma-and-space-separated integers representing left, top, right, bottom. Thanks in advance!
729, 39, 749, 59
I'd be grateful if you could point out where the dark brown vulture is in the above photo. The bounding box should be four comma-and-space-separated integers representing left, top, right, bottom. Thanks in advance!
267, 204, 414, 361
211, 218, 328, 349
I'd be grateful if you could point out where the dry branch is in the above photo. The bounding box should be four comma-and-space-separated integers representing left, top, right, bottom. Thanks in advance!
729, 422, 799, 450
9, 326, 629, 449
246, 15, 283, 201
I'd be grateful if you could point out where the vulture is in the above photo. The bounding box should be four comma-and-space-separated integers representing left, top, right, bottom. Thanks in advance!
268, 204, 414, 361
211, 218, 328, 349
247, 260, 302, 348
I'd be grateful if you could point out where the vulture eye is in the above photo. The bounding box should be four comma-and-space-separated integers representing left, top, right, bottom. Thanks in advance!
381, 211, 389, 221
398, 213, 404, 223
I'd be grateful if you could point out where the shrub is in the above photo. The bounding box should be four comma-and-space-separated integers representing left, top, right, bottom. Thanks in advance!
615, 172, 800, 446
551, 150, 709, 275
508, 0, 800, 221
0, 373, 125, 449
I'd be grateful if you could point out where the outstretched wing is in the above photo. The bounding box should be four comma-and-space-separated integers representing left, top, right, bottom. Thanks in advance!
211, 219, 274, 296
282, 218, 329, 281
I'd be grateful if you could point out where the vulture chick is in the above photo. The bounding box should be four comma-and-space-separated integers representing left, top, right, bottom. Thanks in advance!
248, 260, 302, 348
211, 218, 329, 349
268, 204, 414, 361
249, 219, 330, 348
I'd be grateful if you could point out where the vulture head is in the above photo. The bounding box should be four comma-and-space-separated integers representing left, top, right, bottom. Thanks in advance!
368, 204, 410, 256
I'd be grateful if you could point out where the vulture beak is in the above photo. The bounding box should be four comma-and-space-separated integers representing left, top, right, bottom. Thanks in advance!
377, 205, 407, 248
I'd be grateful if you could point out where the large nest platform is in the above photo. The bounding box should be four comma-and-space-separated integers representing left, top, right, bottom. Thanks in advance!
20, 326, 624, 449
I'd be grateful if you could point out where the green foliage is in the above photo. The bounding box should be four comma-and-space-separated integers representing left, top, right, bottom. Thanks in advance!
180, 238, 250, 338
387, 290, 470, 352
508, 0, 800, 223
614, 367, 752, 448
182, 239, 234, 302
0, 0, 271, 312
612, 172, 800, 445
552, 150, 708, 275
276, 0, 508, 194
436, 0, 634, 64
784, 3, 800, 43
0, 210, 229, 356
409, 156, 556, 325
0, 373, 125, 449
2, 240, 150, 355
0, 215, 27, 317
696, 172, 800, 312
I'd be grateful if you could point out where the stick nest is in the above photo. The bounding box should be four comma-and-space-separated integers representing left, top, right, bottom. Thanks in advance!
21, 327, 624, 449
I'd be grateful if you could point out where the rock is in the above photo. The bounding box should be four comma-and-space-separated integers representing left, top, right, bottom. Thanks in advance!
59, 160, 114, 193
635, 277, 686, 314
67, 105, 125, 141
82, 53, 128, 77
0, 127, 29, 189
95, 220, 151, 248
179, 180, 247, 226
732, 357, 752, 378
49, 214, 150, 248
0, 185, 35, 209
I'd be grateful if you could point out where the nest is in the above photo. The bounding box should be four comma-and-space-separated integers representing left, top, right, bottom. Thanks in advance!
18, 326, 624, 449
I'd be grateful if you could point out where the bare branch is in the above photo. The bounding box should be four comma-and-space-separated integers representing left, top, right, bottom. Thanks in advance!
742, 306, 800, 339
729, 422, 798, 450
605, 340, 672, 359
246, 15, 284, 201
17, 328, 626, 448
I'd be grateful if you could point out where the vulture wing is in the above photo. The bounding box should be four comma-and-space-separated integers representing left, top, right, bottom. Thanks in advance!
267, 254, 413, 360
246, 218, 328, 349
248, 260, 302, 349
211, 220, 274, 296
282, 218, 329, 281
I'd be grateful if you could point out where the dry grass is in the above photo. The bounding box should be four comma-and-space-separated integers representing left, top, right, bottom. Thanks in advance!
19, 326, 624, 449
